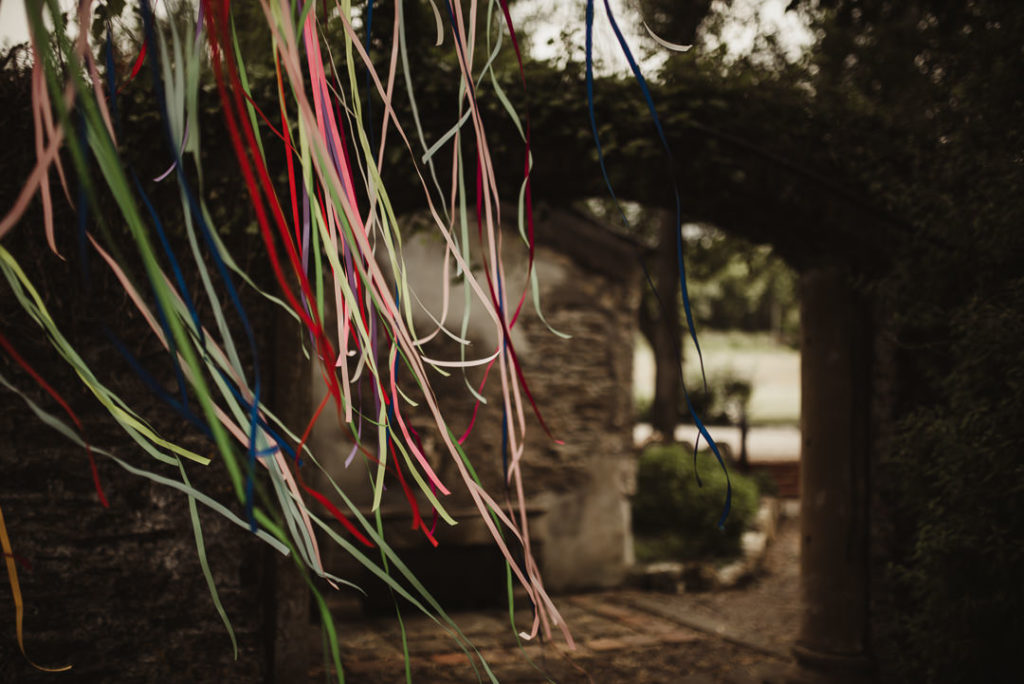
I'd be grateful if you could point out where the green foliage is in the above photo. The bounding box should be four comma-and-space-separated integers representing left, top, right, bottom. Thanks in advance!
632, 443, 759, 560
684, 226, 799, 341
805, 2, 1024, 681
880, 280, 1024, 684
682, 368, 752, 425
90, 0, 128, 47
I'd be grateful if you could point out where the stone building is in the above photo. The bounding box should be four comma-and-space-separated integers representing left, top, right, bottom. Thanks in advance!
305, 204, 644, 601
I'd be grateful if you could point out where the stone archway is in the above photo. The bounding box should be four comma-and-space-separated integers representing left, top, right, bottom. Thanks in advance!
601, 203, 878, 684
625, 214, 875, 682
267, 204, 879, 684
608, 171, 881, 684
267, 79, 889, 678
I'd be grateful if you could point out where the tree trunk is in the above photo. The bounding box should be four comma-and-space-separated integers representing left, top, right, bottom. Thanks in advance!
639, 211, 683, 438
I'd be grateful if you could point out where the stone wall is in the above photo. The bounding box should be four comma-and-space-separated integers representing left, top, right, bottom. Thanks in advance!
311, 205, 643, 602
0, 230, 274, 682
498, 206, 642, 592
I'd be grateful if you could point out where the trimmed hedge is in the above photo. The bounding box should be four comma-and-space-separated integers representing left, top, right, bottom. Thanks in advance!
632, 443, 759, 560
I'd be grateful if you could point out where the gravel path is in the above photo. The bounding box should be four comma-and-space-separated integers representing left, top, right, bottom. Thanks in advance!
656, 510, 802, 656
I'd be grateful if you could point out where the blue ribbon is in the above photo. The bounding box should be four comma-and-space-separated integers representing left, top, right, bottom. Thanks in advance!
585, 0, 730, 527
104, 328, 212, 440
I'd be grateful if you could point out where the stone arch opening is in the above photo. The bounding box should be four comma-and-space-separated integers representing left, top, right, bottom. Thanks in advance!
578, 189, 875, 683
269, 140, 883, 679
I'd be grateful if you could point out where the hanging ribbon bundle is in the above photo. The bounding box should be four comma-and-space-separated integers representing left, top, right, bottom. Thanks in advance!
0, 0, 722, 679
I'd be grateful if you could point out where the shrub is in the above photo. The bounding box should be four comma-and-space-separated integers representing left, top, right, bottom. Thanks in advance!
877, 280, 1024, 684
632, 443, 760, 561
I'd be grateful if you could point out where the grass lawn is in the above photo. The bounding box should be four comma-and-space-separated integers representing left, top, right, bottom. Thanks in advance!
634, 330, 800, 426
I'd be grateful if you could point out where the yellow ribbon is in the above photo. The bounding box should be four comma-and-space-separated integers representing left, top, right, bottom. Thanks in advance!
0, 501, 72, 672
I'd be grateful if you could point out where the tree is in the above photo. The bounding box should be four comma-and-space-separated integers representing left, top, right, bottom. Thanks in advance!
797, 2, 1024, 681
637, 210, 685, 435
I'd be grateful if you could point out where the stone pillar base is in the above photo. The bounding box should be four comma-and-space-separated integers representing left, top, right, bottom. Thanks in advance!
755, 664, 873, 684
744, 649, 875, 684
773, 643, 874, 684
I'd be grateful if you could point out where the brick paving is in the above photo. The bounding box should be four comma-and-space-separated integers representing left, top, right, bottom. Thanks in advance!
309, 589, 789, 682
309, 514, 801, 682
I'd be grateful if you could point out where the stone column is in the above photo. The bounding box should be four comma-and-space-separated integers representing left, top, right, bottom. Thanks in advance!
791, 265, 873, 683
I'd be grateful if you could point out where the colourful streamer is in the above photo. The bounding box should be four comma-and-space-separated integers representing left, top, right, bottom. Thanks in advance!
586, 0, 731, 527
1, 502, 72, 673
0, 331, 108, 507
0, 0, 726, 676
